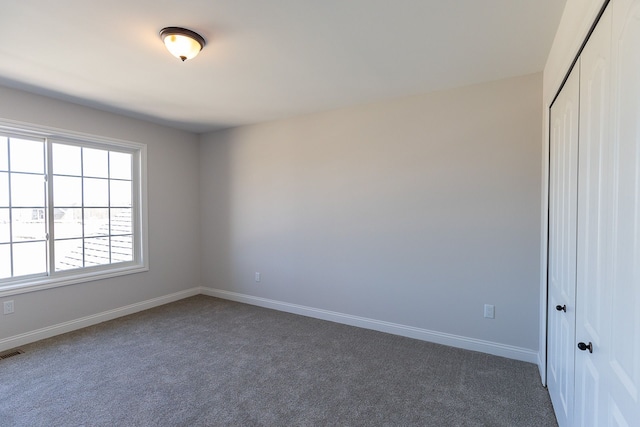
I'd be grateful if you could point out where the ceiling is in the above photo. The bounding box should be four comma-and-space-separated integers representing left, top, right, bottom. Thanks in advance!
0, 0, 567, 134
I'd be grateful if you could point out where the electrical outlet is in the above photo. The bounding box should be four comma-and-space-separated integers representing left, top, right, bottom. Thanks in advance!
255, 272, 261, 282
3, 300, 14, 315
484, 304, 495, 319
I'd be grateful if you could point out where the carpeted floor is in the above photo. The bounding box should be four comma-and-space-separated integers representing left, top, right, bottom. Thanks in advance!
0, 295, 557, 426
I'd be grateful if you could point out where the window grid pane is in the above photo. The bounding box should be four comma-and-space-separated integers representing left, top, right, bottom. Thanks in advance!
10, 173, 46, 207
84, 237, 110, 266
83, 178, 109, 207
13, 241, 47, 277
83, 148, 108, 178
10, 138, 44, 174
0, 209, 10, 243
52, 143, 81, 176
54, 208, 82, 239
0, 243, 11, 278
0, 137, 8, 171
54, 238, 83, 271
111, 235, 133, 263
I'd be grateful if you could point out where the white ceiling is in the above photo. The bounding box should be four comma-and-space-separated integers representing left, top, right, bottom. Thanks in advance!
0, 0, 567, 133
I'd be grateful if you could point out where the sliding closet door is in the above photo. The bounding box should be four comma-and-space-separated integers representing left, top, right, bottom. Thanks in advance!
547, 64, 580, 427
574, 6, 612, 426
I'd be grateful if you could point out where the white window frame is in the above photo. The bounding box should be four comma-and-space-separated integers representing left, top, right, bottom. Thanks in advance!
0, 119, 148, 297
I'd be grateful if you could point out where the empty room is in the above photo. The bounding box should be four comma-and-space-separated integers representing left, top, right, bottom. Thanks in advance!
0, 0, 638, 425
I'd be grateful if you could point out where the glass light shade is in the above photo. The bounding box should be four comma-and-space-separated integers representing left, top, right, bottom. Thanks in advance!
160, 27, 206, 62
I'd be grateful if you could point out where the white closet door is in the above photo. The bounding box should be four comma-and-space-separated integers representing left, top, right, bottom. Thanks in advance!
574, 6, 612, 426
548, 64, 580, 427
604, 0, 640, 423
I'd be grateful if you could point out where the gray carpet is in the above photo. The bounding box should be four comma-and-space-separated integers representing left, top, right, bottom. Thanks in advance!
0, 295, 557, 426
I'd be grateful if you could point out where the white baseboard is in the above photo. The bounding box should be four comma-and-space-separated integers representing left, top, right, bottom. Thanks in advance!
201, 287, 539, 364
0, 287, 200, 352
2, 286, 540, 365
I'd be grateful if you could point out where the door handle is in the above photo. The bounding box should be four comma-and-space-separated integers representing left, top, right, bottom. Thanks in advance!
577, 342, 593, 353
556, 305, 566, 312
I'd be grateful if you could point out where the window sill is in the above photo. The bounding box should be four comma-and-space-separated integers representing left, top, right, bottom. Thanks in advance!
0, 264, 149, 298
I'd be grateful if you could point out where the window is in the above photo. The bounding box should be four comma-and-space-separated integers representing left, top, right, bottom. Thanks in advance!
0, 122, 147, 294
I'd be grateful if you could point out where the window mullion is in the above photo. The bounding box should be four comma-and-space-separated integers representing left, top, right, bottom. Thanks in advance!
46, 139, 55, 276
107, 152, 112, 264
132, 152, 139, 263
7, 138, 14, 278
80, 147, 85, 268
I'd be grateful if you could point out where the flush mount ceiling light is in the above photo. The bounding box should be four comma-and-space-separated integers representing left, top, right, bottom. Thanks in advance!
159, 27, 206, 62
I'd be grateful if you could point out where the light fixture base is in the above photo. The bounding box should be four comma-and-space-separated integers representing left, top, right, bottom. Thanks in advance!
159, 27, 206, 62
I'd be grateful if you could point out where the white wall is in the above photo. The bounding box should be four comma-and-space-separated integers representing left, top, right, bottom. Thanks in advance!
538, 0, 607, 380
200, 73, 543, 361
0, 86, 201, 349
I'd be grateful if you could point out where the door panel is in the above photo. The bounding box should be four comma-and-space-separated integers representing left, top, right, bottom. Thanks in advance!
607, 0, 640, 423
576, 358, 600, 423
575, 6, 612, 427
548, 64, 580, 427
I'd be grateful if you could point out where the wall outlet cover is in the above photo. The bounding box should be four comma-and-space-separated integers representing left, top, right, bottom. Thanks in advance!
484, 304, 495, 319
3, 300, 15, 315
